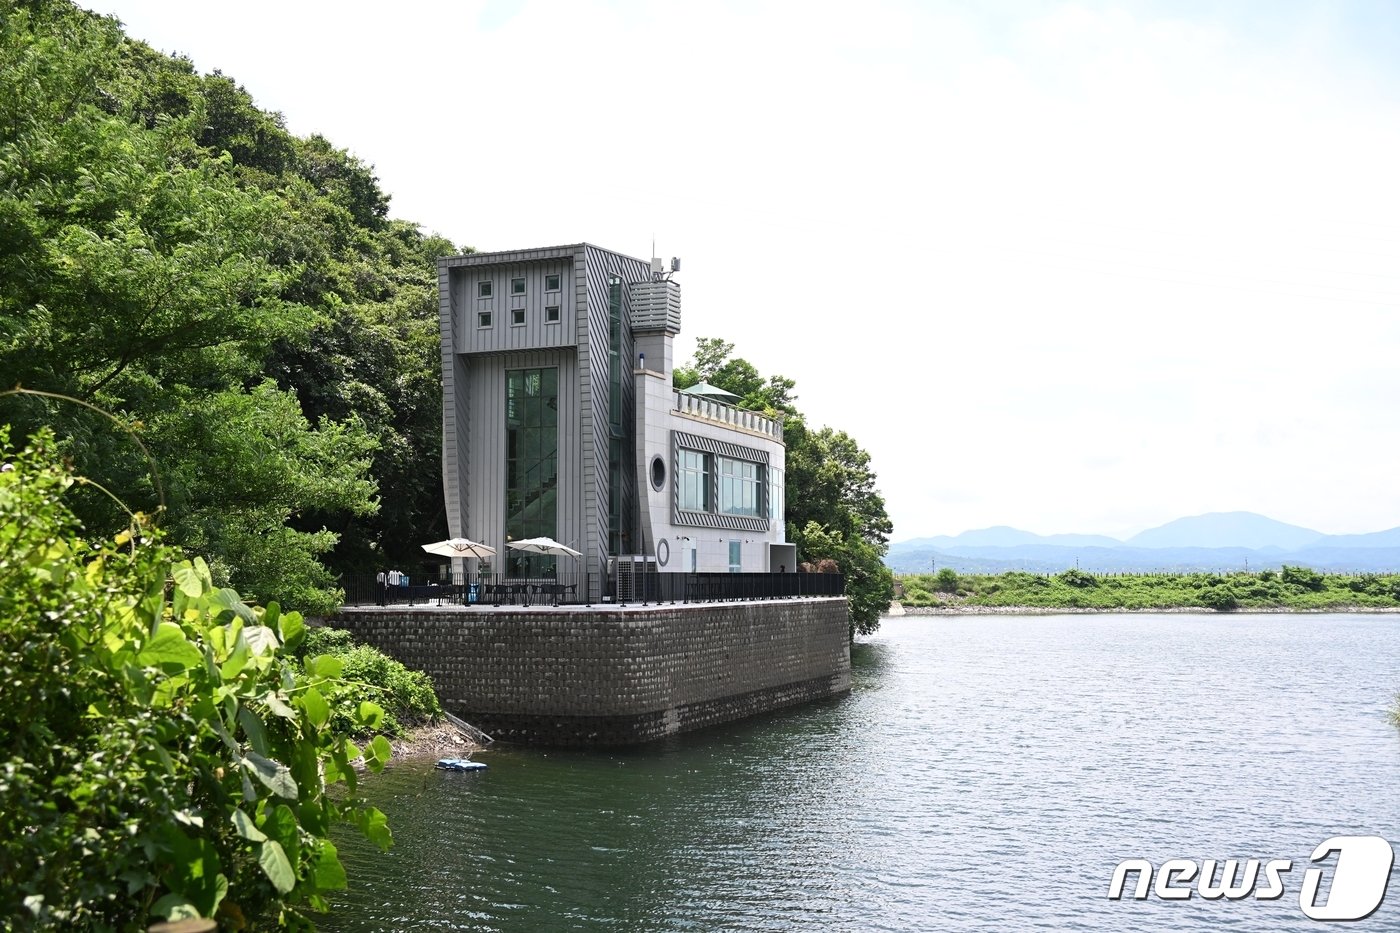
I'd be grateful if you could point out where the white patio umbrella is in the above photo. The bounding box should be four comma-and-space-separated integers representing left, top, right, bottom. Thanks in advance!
505, 536, 582, 559
421, 537, 497, 560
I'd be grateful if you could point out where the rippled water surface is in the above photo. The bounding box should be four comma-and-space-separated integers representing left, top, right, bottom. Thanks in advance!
325, 614, 1400, 931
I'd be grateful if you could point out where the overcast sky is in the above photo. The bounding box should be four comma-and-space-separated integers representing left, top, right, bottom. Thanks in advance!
86, 0, 1400, 541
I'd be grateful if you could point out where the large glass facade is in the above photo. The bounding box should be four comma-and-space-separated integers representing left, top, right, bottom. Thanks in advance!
506, 367, 558, 575
719, 456, 762, 517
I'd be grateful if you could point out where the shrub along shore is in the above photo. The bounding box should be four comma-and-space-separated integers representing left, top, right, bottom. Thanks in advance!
897, 567, 1400, 613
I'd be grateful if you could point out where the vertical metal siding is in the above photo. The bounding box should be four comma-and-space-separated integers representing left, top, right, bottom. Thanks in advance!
457, 258, 576, 354
440, 244, 653, 585
580, 246, 650, 572
438, 261, 470, 540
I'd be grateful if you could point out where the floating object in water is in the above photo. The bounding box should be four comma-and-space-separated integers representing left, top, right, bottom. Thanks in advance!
436, 758, 487, 772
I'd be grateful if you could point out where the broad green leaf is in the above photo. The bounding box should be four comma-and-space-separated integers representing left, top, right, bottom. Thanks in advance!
236, 706, 270, 758
244, 624, 279, 656
265, 804, 300, 867
211, 588, 258, 625
231, 808, 266, 842
301, 687, 329, 729
356, 701, 385, 730
150, 893, 200, 921
221, 638, 250, 680
172, 561, 204, 597
193, 556, 214, 589
277, 607, 305, 651
356, 806, 393, 851
138, 622, 202, 670
262, 601, 281, 629
311, 841, 348, 891
367, 734, 392, 773
172, 584, 190, 622
307, 653, 343, 679
257, 839, 296, 894
243, 752, 298, 800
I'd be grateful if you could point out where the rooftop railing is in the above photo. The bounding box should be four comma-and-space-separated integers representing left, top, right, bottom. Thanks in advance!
673, 391, 783, 440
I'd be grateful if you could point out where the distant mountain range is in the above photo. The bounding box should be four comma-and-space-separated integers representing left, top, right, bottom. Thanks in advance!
887, 511, 1400, 574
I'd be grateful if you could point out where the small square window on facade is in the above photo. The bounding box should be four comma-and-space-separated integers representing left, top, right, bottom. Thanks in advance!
511, 308, 526, 326
511, 277, 526, 295
545, 306, 560, 324
546, 274, 561, 291
477, 311, 492, 328
478, 281, 492, 298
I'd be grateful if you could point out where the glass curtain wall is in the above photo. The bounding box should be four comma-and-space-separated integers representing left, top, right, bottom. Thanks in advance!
506, 367, 559, 577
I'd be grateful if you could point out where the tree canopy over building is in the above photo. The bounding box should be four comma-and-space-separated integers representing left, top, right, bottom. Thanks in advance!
675, 338, 894, 634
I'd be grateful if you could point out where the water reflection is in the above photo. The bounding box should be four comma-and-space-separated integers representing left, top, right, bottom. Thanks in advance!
326, 614, 1400, 932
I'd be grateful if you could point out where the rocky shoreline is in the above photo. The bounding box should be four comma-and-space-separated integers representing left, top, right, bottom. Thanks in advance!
387, 721, 481, 763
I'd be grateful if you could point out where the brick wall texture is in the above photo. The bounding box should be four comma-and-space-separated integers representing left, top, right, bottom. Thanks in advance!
329, 598, 852, 746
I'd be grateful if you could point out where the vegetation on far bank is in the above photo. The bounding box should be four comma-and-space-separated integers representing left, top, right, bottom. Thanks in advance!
900, 567, 1400, 612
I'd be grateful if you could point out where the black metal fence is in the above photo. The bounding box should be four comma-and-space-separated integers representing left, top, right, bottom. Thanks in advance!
344, 571, 593, 608
613, 570, 846, 605
341, 570, 845, 608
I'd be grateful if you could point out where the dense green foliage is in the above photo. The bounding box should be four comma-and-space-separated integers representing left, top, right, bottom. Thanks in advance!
0, 430, 394, 930
899, 568, 1400, 612
299, 627, 442, 737
0, 0, 460, 612
675, 339, 894, 635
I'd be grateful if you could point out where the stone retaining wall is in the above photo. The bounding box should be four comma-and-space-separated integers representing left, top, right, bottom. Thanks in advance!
329, 598, 851, 746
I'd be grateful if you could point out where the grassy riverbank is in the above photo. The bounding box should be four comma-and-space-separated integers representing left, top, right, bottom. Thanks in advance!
898, 567, 1400, 612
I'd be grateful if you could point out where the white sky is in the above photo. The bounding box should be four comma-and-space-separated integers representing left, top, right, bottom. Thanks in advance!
86, 0, 1400, 541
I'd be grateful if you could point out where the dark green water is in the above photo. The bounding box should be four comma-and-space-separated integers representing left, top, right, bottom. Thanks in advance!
324, 614, 1400, 931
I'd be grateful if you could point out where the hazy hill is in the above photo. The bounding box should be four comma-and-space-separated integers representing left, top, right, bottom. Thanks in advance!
1125, 511, 1323, 550
1315, 527, 1400, 549
887, 511, 1400, 575
899, 526, 1121, 550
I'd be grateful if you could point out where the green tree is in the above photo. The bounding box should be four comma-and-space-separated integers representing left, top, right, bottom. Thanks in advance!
676, 339, 893, 635
1, 1, 462, 604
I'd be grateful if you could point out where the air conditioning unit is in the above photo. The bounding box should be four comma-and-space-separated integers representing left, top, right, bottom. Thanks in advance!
614, 555, 657, 601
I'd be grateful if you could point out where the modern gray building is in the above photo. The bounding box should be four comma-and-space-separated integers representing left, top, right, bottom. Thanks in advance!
437, 243, 795, 594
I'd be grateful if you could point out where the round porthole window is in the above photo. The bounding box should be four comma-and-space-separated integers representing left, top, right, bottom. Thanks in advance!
650, 455, 666, 490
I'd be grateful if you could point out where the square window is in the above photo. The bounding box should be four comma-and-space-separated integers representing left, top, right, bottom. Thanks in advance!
478, 281, 492, 298
511, 308, 526, 326
546, 274, 561, 291
545, 306, 560, 324
478, 311, 492, 328
511, 277, 526, 295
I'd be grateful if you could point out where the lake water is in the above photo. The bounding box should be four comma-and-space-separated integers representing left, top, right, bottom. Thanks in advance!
324, 613, 1400, 931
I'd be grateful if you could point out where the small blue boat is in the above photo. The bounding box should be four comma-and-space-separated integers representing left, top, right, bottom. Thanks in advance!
436, 758, 487, 772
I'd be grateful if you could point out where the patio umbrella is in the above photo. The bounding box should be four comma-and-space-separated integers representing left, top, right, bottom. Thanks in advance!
505, 536, 582, 559
679, 380, 741, 403
421, 537, 497, 559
